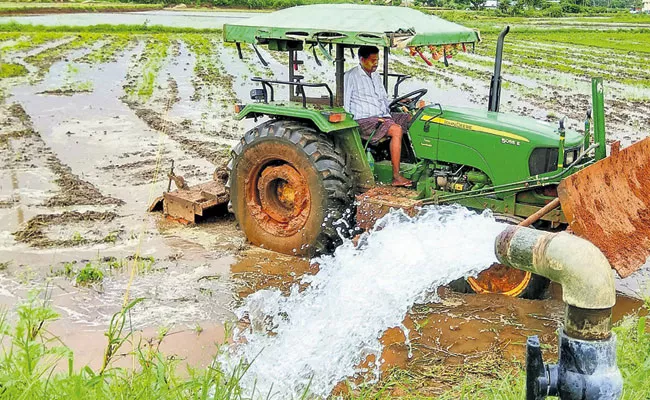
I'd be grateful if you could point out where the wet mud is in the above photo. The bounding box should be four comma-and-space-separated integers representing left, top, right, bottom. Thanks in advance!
13, 210, 118, 247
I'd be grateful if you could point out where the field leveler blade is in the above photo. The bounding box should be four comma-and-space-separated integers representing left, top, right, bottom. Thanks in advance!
558, 136, 650, 278
148, 162, 230, 224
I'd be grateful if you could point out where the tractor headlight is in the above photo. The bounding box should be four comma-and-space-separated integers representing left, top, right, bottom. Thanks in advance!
564, 148, 578, 166
565, 151, 575, 165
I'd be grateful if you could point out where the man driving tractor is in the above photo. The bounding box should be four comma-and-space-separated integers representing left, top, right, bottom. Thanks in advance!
344, 45, 412, 187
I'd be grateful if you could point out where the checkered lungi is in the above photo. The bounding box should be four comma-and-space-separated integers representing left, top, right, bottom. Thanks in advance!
356, 113, 411, 144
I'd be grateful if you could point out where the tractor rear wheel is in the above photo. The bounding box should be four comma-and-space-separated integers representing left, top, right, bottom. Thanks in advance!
449, 214, 550, 299
228, 120, 353, 256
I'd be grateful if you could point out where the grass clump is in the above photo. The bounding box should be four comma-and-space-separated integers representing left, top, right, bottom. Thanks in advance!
0, 292, 252, 399
0, 62, 27, 78
75, 262, 104, 286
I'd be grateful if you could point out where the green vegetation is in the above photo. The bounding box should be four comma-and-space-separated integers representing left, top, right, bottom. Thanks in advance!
0, 293, 253, 399
182, 33, 237, 104
0, 21, 222, 34
0, 62, 27, 78
25, 33, 101, 76
79, 33, 134, 64
123, 35, 170, 101
0, 31, 66, 55
0, 2, 163, 15
75, 262, 104, 285
49, 255, 156, 281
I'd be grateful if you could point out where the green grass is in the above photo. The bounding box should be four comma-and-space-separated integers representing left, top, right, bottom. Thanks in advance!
75, 262, 104, 285
182, 33, 237, 104
123, 35, 170, 101
78, 33, 133, 63
0, 21, 222, 34
24, 32, 101, 76
511, 29, 650, 54
0, 31, 66, 54
0, 2, 163, 15
0, 62, 27, 78
0, 292, 254, 399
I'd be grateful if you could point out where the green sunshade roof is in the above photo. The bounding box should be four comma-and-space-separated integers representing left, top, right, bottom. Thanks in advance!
223, 4, 479, 48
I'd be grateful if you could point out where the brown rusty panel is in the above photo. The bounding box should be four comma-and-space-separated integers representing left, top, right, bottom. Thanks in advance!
356, 186, 422, 231
161, 179, 230, 223
558, 137, 650, 278
164, 192, 197, 223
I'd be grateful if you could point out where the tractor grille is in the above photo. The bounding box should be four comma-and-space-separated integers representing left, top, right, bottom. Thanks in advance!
529, 147, 558, 175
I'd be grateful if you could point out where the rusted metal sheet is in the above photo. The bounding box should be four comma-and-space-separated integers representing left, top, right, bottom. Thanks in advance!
558, 137, 650, 278
154, 179, 229, 224
355, 186, 422, 231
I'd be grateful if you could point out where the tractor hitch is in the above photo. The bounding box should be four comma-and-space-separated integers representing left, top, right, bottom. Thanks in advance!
148, 162, 230, 224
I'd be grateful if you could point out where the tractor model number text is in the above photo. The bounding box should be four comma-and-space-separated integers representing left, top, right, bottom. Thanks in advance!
501, 138, 521, 146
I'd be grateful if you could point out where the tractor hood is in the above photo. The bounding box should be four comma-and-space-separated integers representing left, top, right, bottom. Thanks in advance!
433, 105, 583, 148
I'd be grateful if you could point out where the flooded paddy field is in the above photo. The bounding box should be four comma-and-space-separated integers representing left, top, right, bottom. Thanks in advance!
0, 14, 649, 397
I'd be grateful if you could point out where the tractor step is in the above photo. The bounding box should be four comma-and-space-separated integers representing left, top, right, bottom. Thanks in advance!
355, 186, 422, 231
149, 179, 229, 224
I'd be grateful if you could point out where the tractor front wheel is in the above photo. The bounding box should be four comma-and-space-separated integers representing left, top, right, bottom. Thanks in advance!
449, 214, 550, 299
228, 120, 353, 256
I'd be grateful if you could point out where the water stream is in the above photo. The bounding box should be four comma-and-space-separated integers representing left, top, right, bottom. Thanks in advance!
220, 205, 507, 399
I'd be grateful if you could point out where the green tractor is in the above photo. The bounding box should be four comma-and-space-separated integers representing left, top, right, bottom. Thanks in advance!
154, 4, 650, 299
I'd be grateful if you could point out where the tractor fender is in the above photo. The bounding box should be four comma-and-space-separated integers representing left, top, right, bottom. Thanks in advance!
235, 103, 358, 133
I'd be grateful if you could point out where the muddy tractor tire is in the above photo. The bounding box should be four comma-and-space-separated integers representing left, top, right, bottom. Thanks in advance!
228, 120, 353, 256
448, 214, 550, 300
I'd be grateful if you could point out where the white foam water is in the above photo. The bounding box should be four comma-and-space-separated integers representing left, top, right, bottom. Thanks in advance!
220, 205, 507, 399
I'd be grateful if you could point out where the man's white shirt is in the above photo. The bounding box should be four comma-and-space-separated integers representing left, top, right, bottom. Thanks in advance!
344, 64, 391, 120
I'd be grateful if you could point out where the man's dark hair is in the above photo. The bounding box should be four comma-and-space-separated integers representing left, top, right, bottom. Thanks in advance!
358, 45, 379, 59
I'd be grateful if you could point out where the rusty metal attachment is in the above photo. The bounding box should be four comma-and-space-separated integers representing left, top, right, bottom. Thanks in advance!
148, 162, 230, 224
558, 136, 650, 278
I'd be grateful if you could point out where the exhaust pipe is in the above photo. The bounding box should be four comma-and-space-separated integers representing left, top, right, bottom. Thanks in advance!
495, 226, 622, 400
487, 26, 509, 113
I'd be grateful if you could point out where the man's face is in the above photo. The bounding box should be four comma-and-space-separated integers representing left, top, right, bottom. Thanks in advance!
360, 53, 379, 74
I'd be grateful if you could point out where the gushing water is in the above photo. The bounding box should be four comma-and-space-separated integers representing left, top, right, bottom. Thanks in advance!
220, 205, 507, 398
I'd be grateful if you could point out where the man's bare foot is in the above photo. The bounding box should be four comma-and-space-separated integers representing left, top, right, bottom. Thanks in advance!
392, 176, 413, 187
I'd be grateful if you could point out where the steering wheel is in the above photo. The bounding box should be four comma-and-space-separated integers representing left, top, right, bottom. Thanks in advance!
389, 88, 428, 111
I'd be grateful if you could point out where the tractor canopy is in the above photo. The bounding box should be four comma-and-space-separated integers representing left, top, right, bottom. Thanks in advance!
222, 4, 480, 48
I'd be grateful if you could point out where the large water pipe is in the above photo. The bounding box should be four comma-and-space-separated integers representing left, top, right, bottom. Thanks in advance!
494, 226, 622, 400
